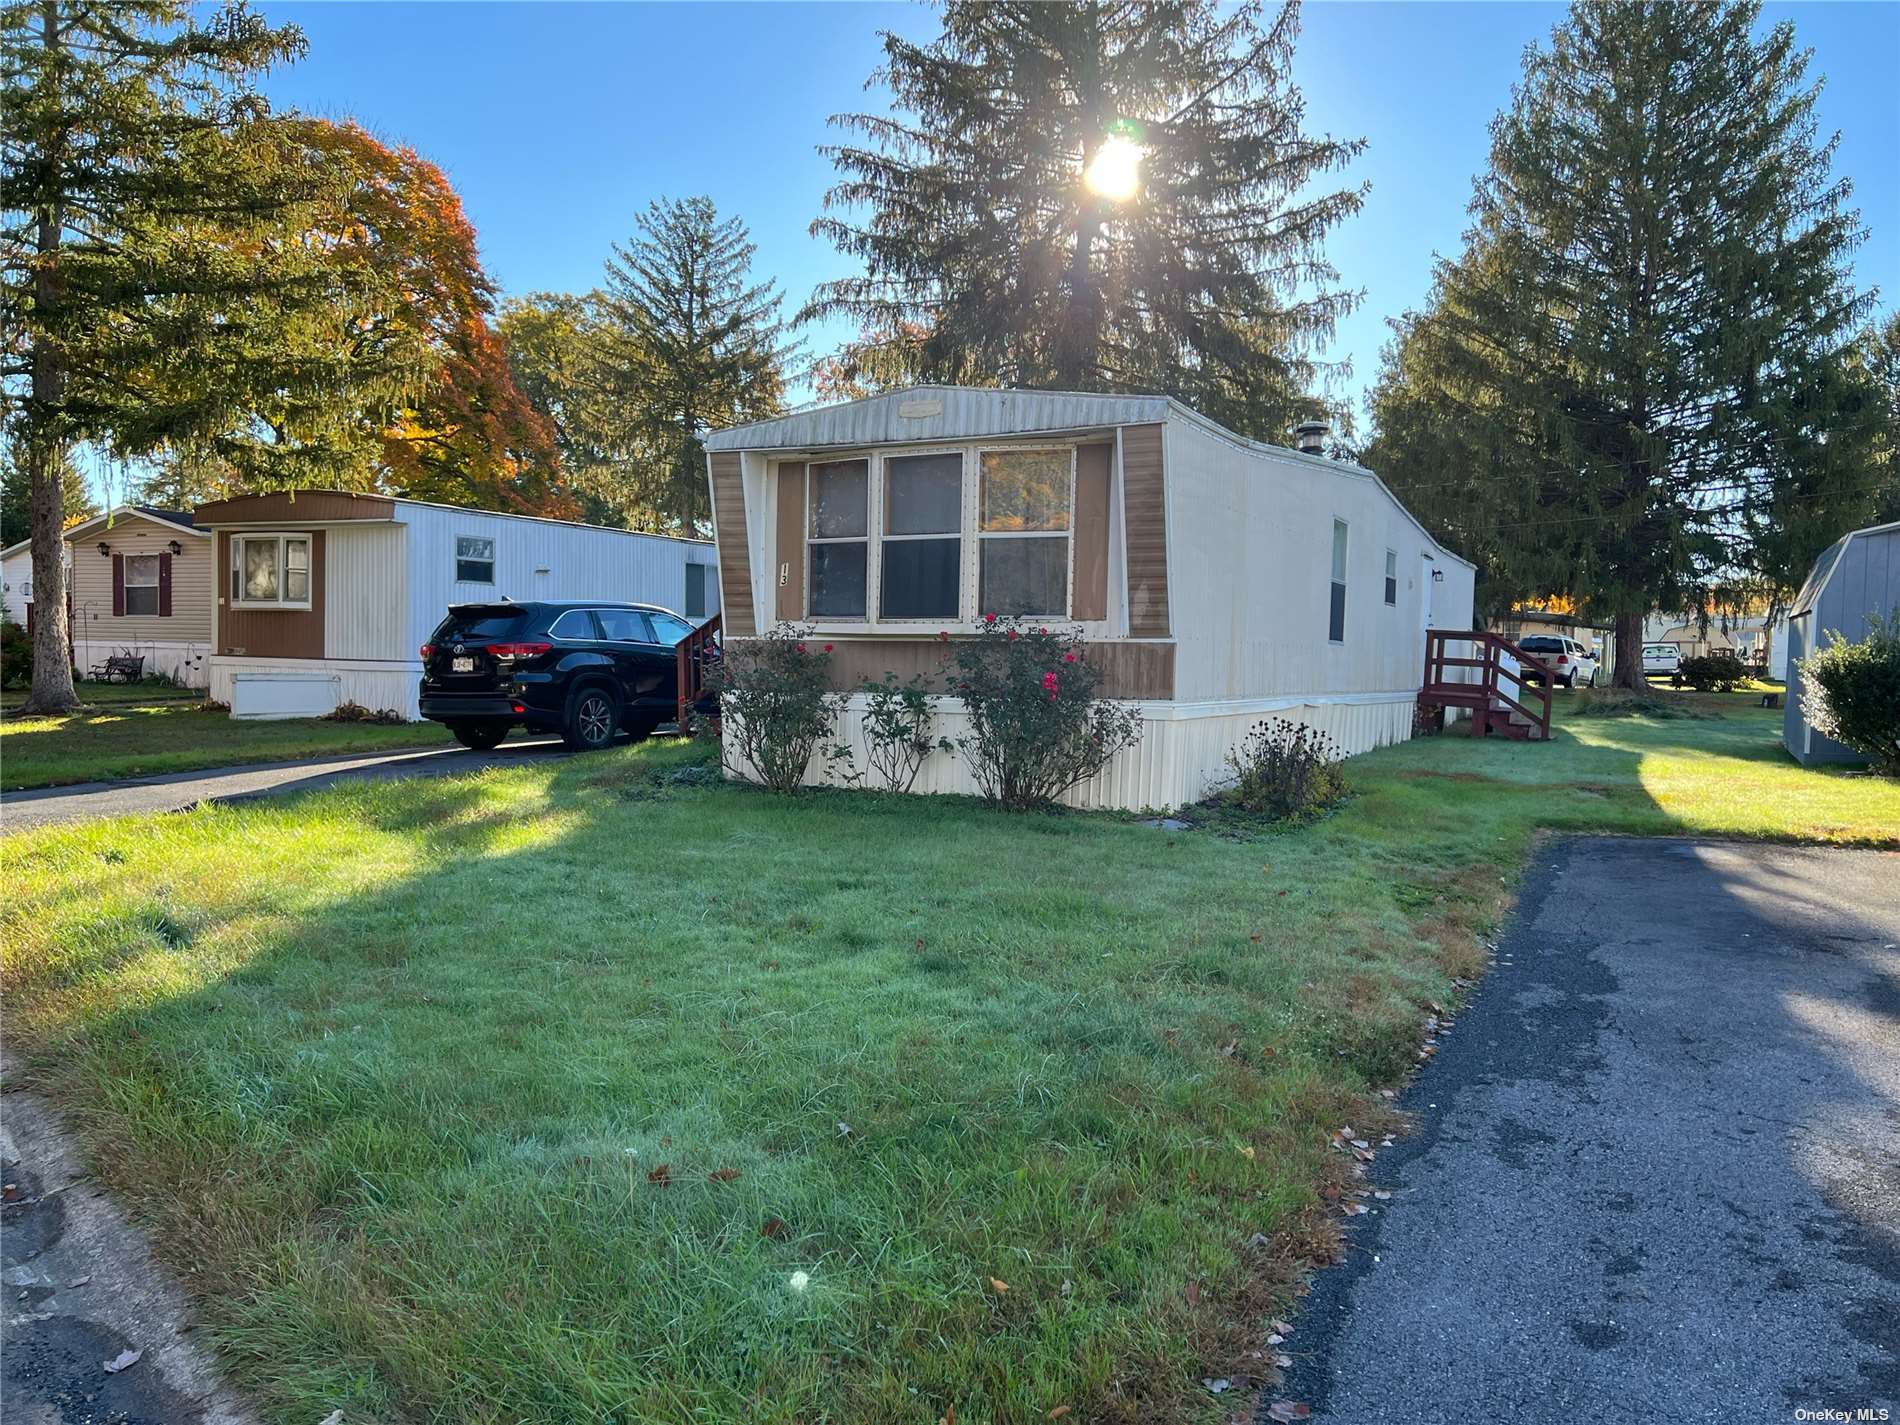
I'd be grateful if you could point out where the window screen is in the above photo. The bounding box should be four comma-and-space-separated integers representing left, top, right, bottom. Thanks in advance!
979, 449, 1071, 617
1384, 549, 1398, 606
881, 453, 961, 619
124, 554, 160, 616
1329, 520, 1348, 642
685, 563, 707, 618
808, 460, 869, 617
456, 535, 495, 583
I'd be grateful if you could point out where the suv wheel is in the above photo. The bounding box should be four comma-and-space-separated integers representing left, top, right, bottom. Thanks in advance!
564, 683, 620, 751
449, 721, 509, 751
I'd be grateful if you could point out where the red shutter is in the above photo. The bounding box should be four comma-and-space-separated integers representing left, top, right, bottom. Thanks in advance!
158, 552, 173, 617
111, 553, 125, 616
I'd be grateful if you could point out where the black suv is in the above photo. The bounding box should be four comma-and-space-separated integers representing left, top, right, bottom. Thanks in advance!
418, 601, 706, 751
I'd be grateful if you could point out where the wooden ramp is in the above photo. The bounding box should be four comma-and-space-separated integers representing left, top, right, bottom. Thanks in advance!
1418, 630, 1553, 741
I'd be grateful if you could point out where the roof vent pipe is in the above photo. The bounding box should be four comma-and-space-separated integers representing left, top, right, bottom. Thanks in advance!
1294, 419, 1329, 455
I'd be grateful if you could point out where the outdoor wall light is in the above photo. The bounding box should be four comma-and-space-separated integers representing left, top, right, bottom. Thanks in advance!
167, 539, 184, 556
97, 541, 111, 557
1432, 569, 1446, 583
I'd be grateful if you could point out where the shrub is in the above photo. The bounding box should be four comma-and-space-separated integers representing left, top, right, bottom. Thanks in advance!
1215, 718, 1347, 823
1571, 688, 1711, 720
948, 617, 1141, 810
0, 618, 28, 689
858, 673, 950, 793
706, 624, 846, 793
1798, 608, 1900, 775
1676, 653, 1746, 692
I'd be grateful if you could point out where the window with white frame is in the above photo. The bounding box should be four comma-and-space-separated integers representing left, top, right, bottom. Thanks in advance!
807, 458, 869, 618
230, 534, 311, 608
124, 554, 160, 615
881, 451, 963, 619
685, 563, 707, 619
455, 535, 495, 583
979, 448, 1072, 618
1329, 520, 1348, 642
1384, 548, 1398, 606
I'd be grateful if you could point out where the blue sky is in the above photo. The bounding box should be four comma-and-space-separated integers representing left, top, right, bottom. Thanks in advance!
253, 0, 1898, 426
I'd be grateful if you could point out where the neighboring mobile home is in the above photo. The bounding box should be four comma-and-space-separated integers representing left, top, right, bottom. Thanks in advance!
2, 508, 212, 687
1783, 518, 1899, 767
193, 491, 719, 719
703, 386, 1477, 810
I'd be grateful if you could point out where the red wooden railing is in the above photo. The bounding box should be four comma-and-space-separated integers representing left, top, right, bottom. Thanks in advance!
1420, 629, 1553, 741
675, 613, 722, 731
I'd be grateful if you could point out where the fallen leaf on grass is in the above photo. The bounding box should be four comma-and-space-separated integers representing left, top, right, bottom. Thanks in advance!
989, 1277, 1009, 1293
1267, 1400, 1312, 1421
1047, 1407, 1072, 1420
1185, 1281, 1201, 1306
1203, 1377, 1233, 1394
1273, 1352, 1293, 1369
761, 1217, 788, 1240
1270, 1319, 1294, 1335
647, 1164, 672, 1187
1238, 1144, 1256, 1161
708, 1167, 741, 1183
102, 1348, 142, 1374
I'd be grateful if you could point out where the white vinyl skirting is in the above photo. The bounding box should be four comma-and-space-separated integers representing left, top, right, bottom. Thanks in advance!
724, 691, 1423, 812
207, 657, 421, 720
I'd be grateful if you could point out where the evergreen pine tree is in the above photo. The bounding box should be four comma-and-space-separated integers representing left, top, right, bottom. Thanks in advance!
1368, 0, 1875, 687
1, 0, 353, 711
592, 197, 792, 533
805, 0, 1365, 441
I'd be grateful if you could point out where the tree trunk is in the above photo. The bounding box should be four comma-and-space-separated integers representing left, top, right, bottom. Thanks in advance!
1610, 610, 1648, 691
21, 0, 78, 714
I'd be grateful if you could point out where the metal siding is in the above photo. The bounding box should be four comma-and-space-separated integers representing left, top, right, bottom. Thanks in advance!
404, 503, 713, 647
1164, 417, 1472, 704
1785, 524, 1899, 766
705, 386, 1174, 453
709, 453, 755, 635
325, 522, 410, 660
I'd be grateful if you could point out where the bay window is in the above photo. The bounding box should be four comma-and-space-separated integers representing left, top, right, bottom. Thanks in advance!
880, 452, 962, 619
231, 534, 311, 608
808, 459, 868, 618
979, 448, 1071, 618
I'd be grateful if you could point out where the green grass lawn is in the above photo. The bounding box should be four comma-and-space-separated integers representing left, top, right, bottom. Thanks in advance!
3, 703, 1893, 1424
1, 693, 451, 791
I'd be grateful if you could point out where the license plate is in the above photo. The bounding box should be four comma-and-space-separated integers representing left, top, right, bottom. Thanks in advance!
452, 657, 475, 672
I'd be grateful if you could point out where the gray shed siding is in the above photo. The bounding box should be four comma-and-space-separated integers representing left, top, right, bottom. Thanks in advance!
1783, 521, 1900, 765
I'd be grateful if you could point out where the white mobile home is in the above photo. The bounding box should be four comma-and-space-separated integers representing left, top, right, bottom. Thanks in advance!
703, 386, 1477, 810
194, 491, 718, 720
3, 508, 213, 687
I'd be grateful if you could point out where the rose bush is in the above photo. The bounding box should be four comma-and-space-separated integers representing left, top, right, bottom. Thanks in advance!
704, 624, 845, 793
948, 618, 1140, 810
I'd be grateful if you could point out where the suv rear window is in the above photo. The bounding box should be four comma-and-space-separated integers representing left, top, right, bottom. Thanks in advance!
435, 606, 529, 640
1520, 636, 1563, 652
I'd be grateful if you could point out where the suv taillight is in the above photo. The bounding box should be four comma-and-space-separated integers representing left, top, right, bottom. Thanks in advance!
1557, 654, 1568, 664
419, 643, 434, 659
487, 642, 552, 660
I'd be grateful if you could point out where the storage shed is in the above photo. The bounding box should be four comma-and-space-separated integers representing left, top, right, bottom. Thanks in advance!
703, 386, 1477, 810
1783, 518, 1900, 766
194, 491, 718, 720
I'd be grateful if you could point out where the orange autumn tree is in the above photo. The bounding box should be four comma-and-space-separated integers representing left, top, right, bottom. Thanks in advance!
295, 120, 572, 517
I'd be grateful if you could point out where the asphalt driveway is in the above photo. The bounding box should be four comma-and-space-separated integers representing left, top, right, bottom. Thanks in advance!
1282, 837, 1899, 1423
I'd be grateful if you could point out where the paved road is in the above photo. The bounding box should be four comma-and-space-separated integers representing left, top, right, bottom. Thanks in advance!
0, 736, 572, 834
2, 1078, 256, 1425
1282, 838, 1900, 1424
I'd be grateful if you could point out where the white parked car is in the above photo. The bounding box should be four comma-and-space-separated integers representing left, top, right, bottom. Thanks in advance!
1643, 642, 1682, 677
1518, 634, 1601, 688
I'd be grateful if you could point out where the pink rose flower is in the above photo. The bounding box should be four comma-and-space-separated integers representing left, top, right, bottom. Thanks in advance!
1063, 652, 1076, 664
824, 643, 834, 652
984, 612, 997, 624
795, 643, 807, 653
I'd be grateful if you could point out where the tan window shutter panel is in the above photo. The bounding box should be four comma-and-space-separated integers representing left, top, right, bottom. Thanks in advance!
1071, 444, 1111, 621
776, 463, 806, 623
